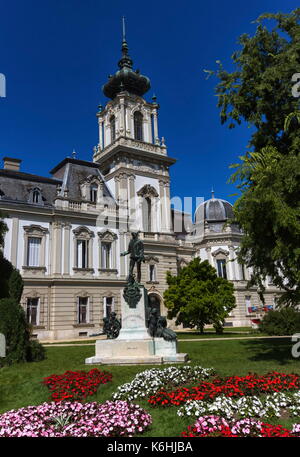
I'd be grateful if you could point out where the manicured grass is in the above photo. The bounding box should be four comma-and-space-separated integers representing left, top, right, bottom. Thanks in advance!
0, 337, 299, 437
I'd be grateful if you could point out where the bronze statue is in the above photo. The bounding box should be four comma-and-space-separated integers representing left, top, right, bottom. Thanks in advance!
121, 232, 145, 284
147, 307, 177, 342
103, 312, 121, 339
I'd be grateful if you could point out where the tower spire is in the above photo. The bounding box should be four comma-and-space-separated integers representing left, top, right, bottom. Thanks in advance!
118, 16, 132, 69
102, 19, 151, 99
211, 187, 215, 199
122, 16, 126, 43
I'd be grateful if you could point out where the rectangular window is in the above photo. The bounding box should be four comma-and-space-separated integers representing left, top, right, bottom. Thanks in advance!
101, 242, 111, 269
26, 297, 39, 326
27, 237, 41, 267
149, 264, 156, 282
104, 296, 114, 318
78, 297, 89, 324
90, 185, 98, 203
216, 259, 227, 279
77, 240, 89, 268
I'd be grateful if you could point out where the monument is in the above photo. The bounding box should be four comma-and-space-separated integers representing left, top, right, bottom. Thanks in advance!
85, 232, 188, 365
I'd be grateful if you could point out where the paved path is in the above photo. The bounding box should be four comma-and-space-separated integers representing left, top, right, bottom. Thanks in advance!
42, 335, 293, 347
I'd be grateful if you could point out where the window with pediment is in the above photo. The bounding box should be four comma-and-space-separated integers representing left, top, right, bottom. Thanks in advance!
28, 187, 44, 205
137, 185, 159, 233
80, 175, 104, 204
73, 290, 94, 325
212, 248, 229, 279
23, 225, 48, 271
73, 226, 95, 271
98, 230, 118, 271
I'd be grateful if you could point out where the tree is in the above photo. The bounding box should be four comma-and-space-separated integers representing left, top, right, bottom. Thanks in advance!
212, 9, 300, 306
0, 209, 8, 249
0, 212, 45, 365
163, 258, 236, 333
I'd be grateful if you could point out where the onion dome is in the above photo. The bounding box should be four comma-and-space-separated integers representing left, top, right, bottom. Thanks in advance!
102, 20, 151, 100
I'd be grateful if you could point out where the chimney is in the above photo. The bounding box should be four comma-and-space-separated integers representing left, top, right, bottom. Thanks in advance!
3, 157, 22, 171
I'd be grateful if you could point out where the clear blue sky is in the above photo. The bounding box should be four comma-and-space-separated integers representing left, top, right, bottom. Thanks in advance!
0, 0, 298, 212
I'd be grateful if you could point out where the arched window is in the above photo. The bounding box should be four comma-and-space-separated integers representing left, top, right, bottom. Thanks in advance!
142, 197, 152, 232
29, 187, 43, 205
134, 111, 143, 141
110, 115, 116, 142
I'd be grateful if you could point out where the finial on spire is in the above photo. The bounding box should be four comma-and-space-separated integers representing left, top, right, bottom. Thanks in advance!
72, 149, 76, 159
122, 16, 126, 43
211, 187, 215, 199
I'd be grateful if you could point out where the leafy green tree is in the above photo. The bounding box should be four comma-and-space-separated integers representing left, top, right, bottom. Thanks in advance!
0, 210, 8, 249
259, 308, 300, 336
163, 258, 236, 333
212, 9, 300, 305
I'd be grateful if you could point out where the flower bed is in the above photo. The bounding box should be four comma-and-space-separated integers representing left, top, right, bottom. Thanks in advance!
113, 365, 215, 401
148, 372, 300, 407
42, 369, 112, 402
0, 400, 152, 437
178, 391, 300, 420
181, 415, 294, 437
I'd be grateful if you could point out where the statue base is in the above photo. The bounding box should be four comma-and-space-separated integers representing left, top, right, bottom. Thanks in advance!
85, 337, 188, 365
85, 282, 188, 365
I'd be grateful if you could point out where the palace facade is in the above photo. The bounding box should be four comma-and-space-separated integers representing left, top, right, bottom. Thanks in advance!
0, 35, 279, 340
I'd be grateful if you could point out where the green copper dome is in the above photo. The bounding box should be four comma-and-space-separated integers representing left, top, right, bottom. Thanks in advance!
102, 38, 151, 100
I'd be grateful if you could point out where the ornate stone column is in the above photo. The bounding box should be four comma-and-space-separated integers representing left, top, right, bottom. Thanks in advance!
52, 221, 62, 276
119, 173, 128, 232
152, 109, 159, 144
159, 179, 166, 232
206, 246, 213, 266
164, 181, 172, 232
128, 174, 136, 220
119, 97, 125, 136
119, 230, 127, 278
147, 111, 152, 143
63, 223, 71, 275
98, 118, 103, 150
228, 246, 236, 280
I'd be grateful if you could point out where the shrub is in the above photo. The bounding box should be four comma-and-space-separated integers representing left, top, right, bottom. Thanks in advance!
27, 340, 46, 362
0, 298, 30, 365
258, 308, 300, 335
0, 298, 45, 365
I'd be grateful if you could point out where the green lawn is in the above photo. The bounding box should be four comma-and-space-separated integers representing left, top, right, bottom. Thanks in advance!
0, 337, 299, 436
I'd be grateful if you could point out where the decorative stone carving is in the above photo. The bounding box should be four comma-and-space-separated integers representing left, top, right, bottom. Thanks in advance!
23, 225, 49, 235
212, 248, 230, 257
123, 275, 142, 309
137, 184, 159, 198
73, 226, 95, 238
98, 230, 118, 242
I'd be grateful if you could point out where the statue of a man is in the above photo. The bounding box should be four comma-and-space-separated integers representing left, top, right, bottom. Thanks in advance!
121, 232, 145, 284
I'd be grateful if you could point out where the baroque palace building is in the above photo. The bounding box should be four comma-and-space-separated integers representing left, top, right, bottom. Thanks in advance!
0, 34, 280, 340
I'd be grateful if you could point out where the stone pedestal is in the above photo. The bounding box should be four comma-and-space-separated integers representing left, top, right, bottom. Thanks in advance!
85, 285, 188, 365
